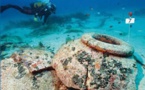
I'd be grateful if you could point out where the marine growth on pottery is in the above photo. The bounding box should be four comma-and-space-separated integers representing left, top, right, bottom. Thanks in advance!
52, 33, 137, 90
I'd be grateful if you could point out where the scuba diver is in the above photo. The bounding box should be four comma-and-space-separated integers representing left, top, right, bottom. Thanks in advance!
0, 1, 56, 24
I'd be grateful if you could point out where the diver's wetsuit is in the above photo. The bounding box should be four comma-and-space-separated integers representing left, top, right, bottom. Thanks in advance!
0, 3, 56, 24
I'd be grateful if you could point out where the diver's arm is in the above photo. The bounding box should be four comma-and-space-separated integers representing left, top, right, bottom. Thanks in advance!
43, 15, 49, 24
42, 7, 53, 24
0, 4, 33, 15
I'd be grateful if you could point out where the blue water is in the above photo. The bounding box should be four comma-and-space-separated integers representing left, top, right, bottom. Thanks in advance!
0, 0, 145, 89
1, 0, 145, 15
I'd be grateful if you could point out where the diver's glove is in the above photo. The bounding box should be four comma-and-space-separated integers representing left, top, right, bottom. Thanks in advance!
34, 13, 38, 21
34, 17, 38, 21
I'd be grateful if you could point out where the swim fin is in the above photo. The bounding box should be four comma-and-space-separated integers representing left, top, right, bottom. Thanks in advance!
0, 4, 12, 13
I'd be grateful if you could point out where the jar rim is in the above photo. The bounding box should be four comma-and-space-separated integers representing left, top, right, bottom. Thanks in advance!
81, 33, 134, 57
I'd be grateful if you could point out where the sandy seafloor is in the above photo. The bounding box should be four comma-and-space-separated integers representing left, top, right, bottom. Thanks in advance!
0, 8, 145, 90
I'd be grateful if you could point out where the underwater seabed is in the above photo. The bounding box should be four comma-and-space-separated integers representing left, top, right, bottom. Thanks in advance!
0, 9, 145, 90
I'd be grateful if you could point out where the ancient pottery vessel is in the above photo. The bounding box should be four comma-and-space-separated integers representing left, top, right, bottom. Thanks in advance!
52, 33, 137, 90
1, 48, 55, 90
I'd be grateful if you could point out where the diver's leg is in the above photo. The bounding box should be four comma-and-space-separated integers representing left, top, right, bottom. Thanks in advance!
0, 4, 33, 15
0, 5, 12, 13
43, 15, 49, 25
9, 5, 33, 15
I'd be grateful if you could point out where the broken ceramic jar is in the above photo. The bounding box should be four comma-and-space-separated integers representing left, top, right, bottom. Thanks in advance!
52, 33, 137, 90
11, 48, 54, 73
1, 48, 55, 90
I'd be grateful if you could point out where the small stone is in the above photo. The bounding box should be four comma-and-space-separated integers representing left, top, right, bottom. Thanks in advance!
18, 65, 25, 74
47, 61, 51, 64
14, 64, 17, 67
112, 83, 117, 89
90, 69, 95, 76
94, 85, 100, 89
82, 75, 87, 79
72, 47, 75, 51
36, 56, 39, 59
15, 74, 23, 79
127, 68, 133, 74
107, 69, 113, 74
78, 78, 84, 88
68, 57, 72, 62
108, 62, 114, 67
119, 74, 126, 81
50, 56, 53, 58
30, 52, 32, 55
97, 76, 102, 80
100, 80, 107, 88
82, 85, 87, 89
115, 62, 122, 68
63, 59, 69, 66
90, 80, 96, 85
103, 53, 109, 58
104, 76, 109, 82
120, 68, 127, 73
112, 70, 117, 75
33, 76, 37, 81
143, 65, 145, 69
101, 63, 108, 69
112, 59, 117, 64
35, 73, 43, 78
72, 74, 79, 84
133, 64, 137, 68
